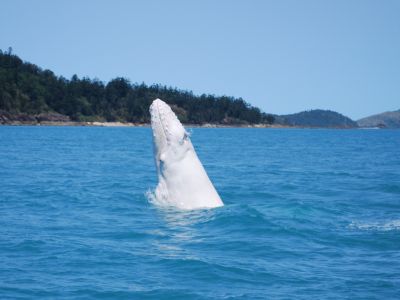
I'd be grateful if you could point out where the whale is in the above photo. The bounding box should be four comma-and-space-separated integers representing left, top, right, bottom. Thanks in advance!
149, 98, 224, 210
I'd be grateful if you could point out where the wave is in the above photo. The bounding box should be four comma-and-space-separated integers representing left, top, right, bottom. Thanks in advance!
349, 219, 400, 231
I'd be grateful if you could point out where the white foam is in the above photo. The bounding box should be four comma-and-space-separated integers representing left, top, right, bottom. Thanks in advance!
349, 219, 400, 231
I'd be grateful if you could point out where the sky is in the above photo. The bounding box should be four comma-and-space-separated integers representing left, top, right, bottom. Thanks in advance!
1, 0, 399, 119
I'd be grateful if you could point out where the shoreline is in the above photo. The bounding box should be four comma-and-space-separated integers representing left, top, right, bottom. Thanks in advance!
0, 121, 288, 128
0, 121, 369, 129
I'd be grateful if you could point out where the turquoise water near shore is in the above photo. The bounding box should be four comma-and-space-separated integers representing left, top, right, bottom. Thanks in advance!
1, 126, 399, 299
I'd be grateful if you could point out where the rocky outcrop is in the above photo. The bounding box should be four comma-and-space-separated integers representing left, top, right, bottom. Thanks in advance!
0, 111, 70, 124
35, 113, 71, 122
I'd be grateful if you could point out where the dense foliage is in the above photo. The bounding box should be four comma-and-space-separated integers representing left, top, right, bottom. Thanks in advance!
276, 109, 358, 128
0, 49, 274, 124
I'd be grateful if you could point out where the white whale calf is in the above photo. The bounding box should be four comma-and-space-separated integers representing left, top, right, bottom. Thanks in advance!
149, 98, 223, 210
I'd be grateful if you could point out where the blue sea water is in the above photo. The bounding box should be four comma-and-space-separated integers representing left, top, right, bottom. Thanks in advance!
0, 126, 399, 299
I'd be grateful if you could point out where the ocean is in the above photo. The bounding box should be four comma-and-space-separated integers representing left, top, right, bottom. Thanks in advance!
0, 126, 399, 299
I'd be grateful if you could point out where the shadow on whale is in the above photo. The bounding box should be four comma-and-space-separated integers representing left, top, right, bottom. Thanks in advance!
148, 98, 224, 210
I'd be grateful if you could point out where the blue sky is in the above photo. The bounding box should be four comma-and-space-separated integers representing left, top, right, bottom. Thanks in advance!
1, 0, 399, 119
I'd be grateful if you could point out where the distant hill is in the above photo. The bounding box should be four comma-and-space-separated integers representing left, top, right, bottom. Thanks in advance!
275, 109, 358, 128
357, 110, 400, 128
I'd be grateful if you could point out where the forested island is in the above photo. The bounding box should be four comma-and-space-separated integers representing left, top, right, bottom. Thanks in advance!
274, 110, 358, 128
0, 49, 274, 125
3, 49, 391, 128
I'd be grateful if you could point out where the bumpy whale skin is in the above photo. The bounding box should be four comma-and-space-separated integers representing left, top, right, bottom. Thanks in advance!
149, 98, 224, 210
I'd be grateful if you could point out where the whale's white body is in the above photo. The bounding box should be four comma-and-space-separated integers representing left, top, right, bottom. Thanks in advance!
149, 99, 223, 210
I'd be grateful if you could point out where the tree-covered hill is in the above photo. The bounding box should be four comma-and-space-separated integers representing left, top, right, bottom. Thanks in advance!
0, 49, 274, 125
275, 109, 358, 128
